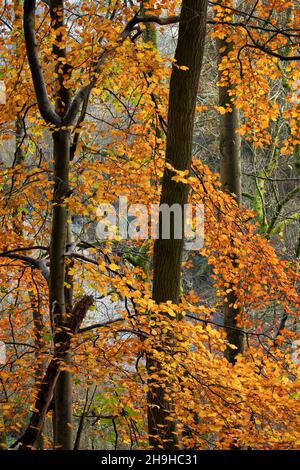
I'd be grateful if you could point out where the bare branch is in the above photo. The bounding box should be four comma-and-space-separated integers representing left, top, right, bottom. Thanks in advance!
0, 253, 49, 283
124, 14, 179, 29
78, 317, 125, 333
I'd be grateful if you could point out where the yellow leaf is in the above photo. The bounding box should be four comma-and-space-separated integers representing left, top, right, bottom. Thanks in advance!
108, 263, 119, 271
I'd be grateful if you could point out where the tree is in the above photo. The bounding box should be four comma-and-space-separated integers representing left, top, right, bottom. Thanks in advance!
149, 0, 208, 449
0, 0, 299, 452
217, 32, 243, 363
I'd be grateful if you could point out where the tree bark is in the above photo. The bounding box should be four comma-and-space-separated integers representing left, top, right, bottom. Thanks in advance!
47, 0, 74, 449
22, 0, 98, 450
50, 128, 72, 449
149, 0, 208, 449
13, 296, 93, 450
217, 38, 244, 363
53, 225, 74, 449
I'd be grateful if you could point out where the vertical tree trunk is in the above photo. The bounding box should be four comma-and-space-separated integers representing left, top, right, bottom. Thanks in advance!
53, 225, 74, 449
149, 0, 208, 449
23, 0, 79, 449
49, 1, 73, 449
50, 129, 72, 449
14, 297, 93, 450
217, 38, 244, 363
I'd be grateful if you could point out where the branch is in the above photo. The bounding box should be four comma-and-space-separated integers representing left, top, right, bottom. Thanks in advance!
0, 246, 48, 255
70, 88, 92, 160
12, 295, 94, 450
0, 253, 49, 283
124, 14, 179, 29
65, 8, 299, 127
267, 184, 300, 234
23, 0, 61, 126
64, 14, 179, 125
244, 42, 300, 61
78, 317, 125, 333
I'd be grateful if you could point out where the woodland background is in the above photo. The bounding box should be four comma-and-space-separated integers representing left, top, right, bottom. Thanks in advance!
0, 0, 299, 450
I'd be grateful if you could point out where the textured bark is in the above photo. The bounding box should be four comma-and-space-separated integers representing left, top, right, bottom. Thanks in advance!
48, 1, 74, 450
217, 38, 244, 363
50, 128, 72, 449
53, 226, 74, 449
152, 0, 208, 304
218, 39, 242, 205
149, 0, 208, 449
23, 0, 86, 451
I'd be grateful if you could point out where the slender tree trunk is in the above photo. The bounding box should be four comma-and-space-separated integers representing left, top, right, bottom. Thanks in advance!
13, 296, 93, 450
0, 114, 25, 451
217, 38, 244, 363
29, 282, 45, 449
50, 129, 72, 449
218, 41, 241, 203
53, 225, 74, 449
48, 0, 73, 449
22, 0, 79, 449
149, 0, 208, 449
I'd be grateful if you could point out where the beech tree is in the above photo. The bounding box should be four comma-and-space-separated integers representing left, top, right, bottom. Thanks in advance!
149, 0, 208, 449
217, 35, 243, 363
0, 0, 299, 451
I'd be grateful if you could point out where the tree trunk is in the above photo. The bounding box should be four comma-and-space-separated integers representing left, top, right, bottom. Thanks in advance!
217, 38, 244, 363
13, 296, 93, 450
53, 225, 74, 449
149, 0, 208, 449
49, 0, 73, 449
50, 129, 72, 449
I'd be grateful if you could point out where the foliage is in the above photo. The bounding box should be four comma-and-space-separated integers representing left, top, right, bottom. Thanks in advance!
0, 0, 299, 450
